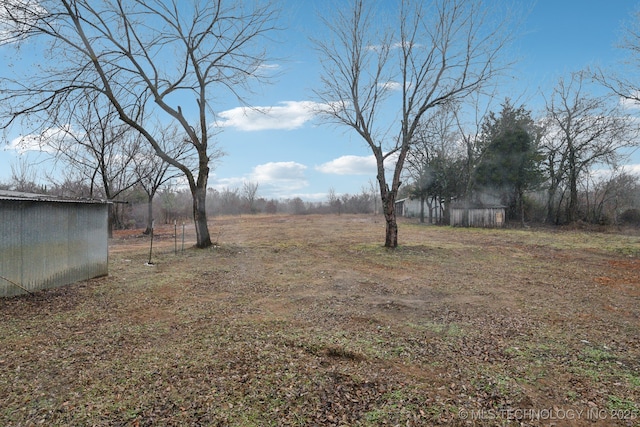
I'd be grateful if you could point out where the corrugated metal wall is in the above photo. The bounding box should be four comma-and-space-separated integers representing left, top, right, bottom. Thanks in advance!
397, 199, 445, 223
450, 207, 505, 228
0, 200, 108, 297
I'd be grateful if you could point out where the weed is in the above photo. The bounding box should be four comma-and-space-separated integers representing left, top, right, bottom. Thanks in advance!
580, 347, 617, 363
625, 373, 640, 388
607, 395, 638, 412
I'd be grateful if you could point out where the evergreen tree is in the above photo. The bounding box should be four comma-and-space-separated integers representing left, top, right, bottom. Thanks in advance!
475, 100, 544, 223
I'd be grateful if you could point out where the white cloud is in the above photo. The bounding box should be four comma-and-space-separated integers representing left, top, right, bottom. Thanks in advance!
213, 176, 245, 189
217, 101, 327, 131
623, 163, 640, 175
0, 1, 47, 46
287, 192, 328, 202
620, 94, 640, 110
588, 163, 640, 184
212, 161, 309, 198
379, 81, 402, 91
257, 63, 280, 72
5, 127, 70, 154
315, 155, 377, 175
251, 161, 307, 185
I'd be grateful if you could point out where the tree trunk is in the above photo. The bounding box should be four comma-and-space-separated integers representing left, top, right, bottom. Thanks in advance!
567, 169, 578, 223
545, 185, 557, 224
519, 188, 525, 227
192, 185, 212, 248
384, 214, 398, 248
443, 198, 451, 225
382, 191, 398, 248
110, 203, 123, 231
107, 203, 113, 238
555, 190, 566, 224
427, 197, 434, 224
566, 148, 579, 223
419, 196, 425, 223
143, 194, 153, 235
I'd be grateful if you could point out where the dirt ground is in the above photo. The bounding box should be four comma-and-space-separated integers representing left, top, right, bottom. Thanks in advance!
1, 214, 639, 426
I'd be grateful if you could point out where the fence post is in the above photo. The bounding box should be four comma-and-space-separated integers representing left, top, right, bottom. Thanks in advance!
182, 222, 185, 253
147, 219, 154, 265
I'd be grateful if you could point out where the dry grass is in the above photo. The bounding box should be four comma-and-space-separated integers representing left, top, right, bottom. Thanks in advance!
1, 214, 639, 426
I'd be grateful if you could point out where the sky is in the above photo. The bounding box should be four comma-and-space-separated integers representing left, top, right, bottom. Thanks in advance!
1, 0, 639, 201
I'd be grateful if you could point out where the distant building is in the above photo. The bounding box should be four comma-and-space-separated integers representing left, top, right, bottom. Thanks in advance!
0, 190, 109, 297
449, 202, 506, 228
395, 197, 446, 224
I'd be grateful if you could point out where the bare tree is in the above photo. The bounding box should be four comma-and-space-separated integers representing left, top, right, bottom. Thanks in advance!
327, 187, 342, 214
241, 181, 260, 214
134, 131, 189, 234
42, 93, 140, 201
583, 169, 640, 225
30, 92, 143, 233
212, 187, 243, 216
0, 0, 279, 248
313, 0, 514, 247
405, 105, 464, 224
595, 7, 640, 107
542, 71, 639, 223
44, 92, 190, 233
9, 157, 42, 193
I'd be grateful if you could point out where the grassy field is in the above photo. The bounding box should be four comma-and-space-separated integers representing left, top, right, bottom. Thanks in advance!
1, 214, 639, 426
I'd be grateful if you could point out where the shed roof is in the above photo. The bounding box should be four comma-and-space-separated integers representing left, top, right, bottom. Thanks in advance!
0, 189, 109, 204
450, 202, 506, 209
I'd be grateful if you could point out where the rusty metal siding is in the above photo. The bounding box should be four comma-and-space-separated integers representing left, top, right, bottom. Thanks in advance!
0, 199, 108, 297
450, 207, 506, 228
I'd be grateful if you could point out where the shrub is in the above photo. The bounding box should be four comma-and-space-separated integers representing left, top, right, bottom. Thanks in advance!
619, 208, 640, 226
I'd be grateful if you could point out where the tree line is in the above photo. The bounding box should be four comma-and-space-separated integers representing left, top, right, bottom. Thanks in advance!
402, 89, 640, 227
4, 143, 639, 231
0, 168, 380, 229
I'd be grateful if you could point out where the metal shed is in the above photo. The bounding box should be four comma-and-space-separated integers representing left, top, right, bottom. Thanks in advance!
395, 197, 445, 223
450, 204, 506, 228
0, 190, 109, 297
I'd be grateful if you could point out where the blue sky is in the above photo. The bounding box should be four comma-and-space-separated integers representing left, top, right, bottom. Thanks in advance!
1, 0, 639, 201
